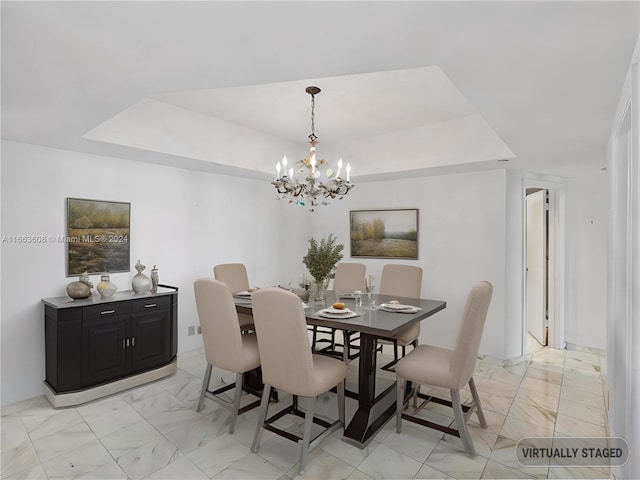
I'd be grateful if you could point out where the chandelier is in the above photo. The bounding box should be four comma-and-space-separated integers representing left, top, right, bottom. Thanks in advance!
272, 86, 353, 211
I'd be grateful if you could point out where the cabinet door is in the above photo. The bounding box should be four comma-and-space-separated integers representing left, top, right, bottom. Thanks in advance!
130, 309, 170, 373
82, 316, 130, 387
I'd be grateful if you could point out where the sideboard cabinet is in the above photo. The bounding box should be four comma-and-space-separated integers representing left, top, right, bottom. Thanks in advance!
42, 286, 178, 407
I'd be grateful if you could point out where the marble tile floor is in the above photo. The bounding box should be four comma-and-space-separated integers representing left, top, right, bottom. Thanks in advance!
2, 347, 610, 480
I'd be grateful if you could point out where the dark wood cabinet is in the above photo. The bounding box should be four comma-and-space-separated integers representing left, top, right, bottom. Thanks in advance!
82, 314, 129, 386
43, 287, 178, 407
129, 303, 171, 373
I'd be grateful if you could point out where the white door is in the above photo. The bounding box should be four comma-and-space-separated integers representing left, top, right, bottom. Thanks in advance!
526, 189, 547, 346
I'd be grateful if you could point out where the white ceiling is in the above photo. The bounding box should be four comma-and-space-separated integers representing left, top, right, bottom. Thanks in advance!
151, 67, 478, 144
2, 1, 639, 180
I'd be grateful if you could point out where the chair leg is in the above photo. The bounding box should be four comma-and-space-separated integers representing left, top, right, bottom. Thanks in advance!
251, 384, 272, 453
298, 395, 316, 476
228, 372, 243, 434
380, 340, 400, 371
337, 380, 345, 425
396, 377, 405, 433
451, 389, 476, 456
341, 331, 348, 362
197, 363, 213, 412
468, 377, 487, 428
412, 383, 419, 409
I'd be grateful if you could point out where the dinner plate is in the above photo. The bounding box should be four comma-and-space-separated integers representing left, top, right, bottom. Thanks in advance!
379, 303, 414, 310
233, 298, 252, 305
338, 293, 359, 299
379, 303, 422, 314
321, 307, 355, 315
316, 308, 359, 319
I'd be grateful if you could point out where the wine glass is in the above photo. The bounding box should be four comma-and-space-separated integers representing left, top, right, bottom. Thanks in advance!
366, 275, 376, 309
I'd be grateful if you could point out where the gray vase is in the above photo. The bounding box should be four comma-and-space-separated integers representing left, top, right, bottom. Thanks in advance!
132, 259, 151, 294
151, 265, 159, 291
66, 281, 91, 299
66, 271, 94, 299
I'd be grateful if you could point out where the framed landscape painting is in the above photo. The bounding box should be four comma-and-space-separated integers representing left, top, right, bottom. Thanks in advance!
350, 209, 418, 259
66, 198, 130, 275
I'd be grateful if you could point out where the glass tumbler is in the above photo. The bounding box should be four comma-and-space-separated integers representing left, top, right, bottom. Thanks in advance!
366, 275, 376, 309
353, 290, 363, 311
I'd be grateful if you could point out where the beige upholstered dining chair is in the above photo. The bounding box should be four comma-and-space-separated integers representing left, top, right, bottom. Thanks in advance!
193, 278, 261, 433
378, 264, 423, 370
316, 262, 367, 361
214, 263, 255, 331
250, 288, 347, 476
395, 281, 493, 456
333, 262, 367, 293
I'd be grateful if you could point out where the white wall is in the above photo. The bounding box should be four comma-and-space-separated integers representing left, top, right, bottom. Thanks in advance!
308, 169, 508, 358
1, 139, 612, 407
0, 140, 311, 406
606, 57, 640, 480
565, 172, 608, 349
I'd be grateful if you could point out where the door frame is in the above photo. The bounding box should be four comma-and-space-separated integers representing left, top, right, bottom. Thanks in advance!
521, 177, 566, 353
525, 188, 548, 347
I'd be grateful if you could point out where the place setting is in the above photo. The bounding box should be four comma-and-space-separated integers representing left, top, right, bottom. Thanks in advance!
378, 300, 422, 314
233, 288, 258, 302
316, 302, 361, 319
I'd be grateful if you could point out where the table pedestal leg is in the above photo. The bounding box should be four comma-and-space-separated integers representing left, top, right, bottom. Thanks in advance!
343, 333, 398, 447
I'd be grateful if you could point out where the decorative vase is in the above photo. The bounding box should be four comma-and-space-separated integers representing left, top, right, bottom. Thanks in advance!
312, 278, 329, 301
132, 259, 152, 294
150, 265, 159, 291
97, 275, 117, 298
66, 270, 94, 299
66, 280, 91, 299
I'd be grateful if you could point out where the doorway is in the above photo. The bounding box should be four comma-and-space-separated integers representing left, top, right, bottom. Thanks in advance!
525, 188, 549, 350
519, 176, 565, 357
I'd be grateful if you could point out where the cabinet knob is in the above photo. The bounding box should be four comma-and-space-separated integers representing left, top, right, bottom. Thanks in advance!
144, 303, 157, 308
101, 310, 116, 315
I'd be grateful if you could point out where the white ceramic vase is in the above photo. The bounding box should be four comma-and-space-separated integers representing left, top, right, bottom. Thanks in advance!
97, 275, 117, 298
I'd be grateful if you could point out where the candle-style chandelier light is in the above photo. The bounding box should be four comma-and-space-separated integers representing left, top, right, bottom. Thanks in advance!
272, 86, 354, 211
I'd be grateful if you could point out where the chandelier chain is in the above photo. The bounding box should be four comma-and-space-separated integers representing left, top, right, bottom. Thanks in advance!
309, 93, 317, 143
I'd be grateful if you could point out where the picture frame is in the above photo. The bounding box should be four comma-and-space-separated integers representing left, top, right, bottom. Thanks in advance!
66, 198, 131, 276
350, 208, 419, 259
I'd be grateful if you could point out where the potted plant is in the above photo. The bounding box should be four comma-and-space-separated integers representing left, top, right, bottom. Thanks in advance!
302, 233, 344, 300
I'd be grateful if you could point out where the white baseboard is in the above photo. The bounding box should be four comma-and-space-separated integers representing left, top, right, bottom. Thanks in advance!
565, 342, 606, 356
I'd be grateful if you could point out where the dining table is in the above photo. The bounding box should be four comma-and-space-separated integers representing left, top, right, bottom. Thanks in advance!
234, 291, 446, 448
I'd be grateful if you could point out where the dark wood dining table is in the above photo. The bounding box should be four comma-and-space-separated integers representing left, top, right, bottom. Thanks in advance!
234, 291, 446, 448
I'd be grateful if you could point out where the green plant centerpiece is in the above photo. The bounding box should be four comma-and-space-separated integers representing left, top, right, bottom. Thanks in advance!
302, 234, 344, 300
